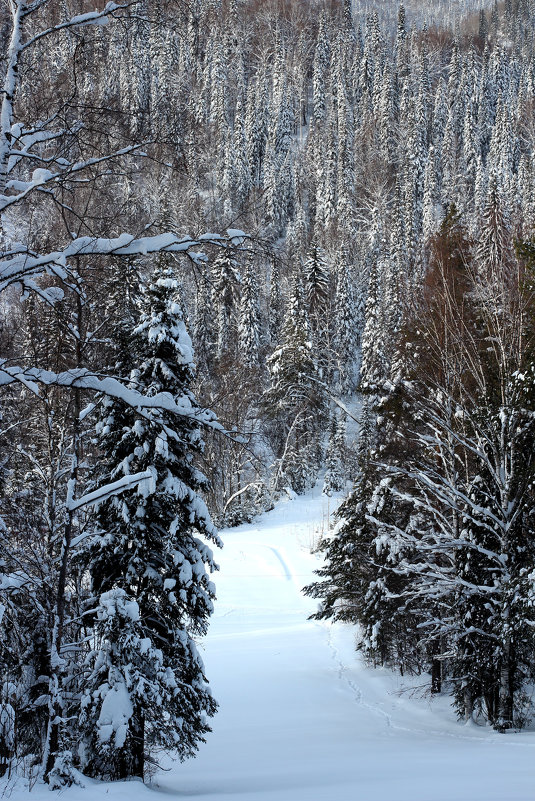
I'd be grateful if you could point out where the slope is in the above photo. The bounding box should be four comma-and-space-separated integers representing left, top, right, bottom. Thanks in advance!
2, 486, 534, 800
157, 486, 535, 801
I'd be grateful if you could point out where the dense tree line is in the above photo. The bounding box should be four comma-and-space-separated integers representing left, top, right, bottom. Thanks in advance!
307, 206, 535, 728
301, 0, 535, 730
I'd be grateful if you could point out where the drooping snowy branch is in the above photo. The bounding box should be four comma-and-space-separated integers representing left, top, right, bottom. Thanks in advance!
67, 471, 154, 512
0, 363, 223, 429
0, 145, 145, 213
0, 230, 249, 294
20, 3, 137, 48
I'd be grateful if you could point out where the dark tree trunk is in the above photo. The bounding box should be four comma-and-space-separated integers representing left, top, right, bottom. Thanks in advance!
431, 637, 442, 694
431, 657, 442, 694
131, 706, 145, 780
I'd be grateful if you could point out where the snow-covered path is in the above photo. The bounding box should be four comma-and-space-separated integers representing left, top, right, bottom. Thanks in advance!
4, 486, 535, 800
157, 487, 535, 801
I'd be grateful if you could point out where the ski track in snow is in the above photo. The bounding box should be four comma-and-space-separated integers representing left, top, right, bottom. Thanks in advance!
4, 485, 535, 801
322, 621, 393, 730
322, 619, 533, 747
267, 546, 292, 581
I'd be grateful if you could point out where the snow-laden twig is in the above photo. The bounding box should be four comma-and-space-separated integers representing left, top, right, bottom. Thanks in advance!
67, 470, 153, 512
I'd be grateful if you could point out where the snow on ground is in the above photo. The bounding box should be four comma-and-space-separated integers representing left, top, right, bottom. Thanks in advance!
3, 485, 535, 800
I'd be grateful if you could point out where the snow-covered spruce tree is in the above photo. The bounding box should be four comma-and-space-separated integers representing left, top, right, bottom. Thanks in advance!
268, 258, 283, 346
306, 397, 422, 673
306, 449, 376, 628
193, 265, 216, 376
332, 251, 359, 394
263, 279, 327, 494
212, 251, 241, 360
304, 243, 330, 316
79, 271, 220, 779
238, 261, 261, 368
303, 243, 332, 380
322, 413, 346, 496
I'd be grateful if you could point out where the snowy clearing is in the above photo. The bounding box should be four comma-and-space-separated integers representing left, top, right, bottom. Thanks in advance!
3, 485, 535, 800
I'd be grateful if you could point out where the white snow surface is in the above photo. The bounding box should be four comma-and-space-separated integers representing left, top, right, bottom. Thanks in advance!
3, 485, 535, 800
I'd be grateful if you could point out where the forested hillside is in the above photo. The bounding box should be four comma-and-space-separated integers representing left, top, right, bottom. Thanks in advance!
1, 0, 535, 788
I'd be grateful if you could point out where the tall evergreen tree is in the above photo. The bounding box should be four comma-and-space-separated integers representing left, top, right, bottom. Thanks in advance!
212, 251, 241, 359
332, 253, 359, 393
264, 280, 327, 494
79, 271, 220, 778
238, 262, 261, 368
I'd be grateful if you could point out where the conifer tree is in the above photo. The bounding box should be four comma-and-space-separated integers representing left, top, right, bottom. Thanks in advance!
323, 414, 346, 496
212, 252, 241, 359
238, 262, 261, 368
79, 271, 220, 778
264, 280, 326, 494
306, 395, 418, 671
423, 146, 441, 241
194, 266, 216, 374
268, 259, 283, 346
304, 244, 330, 316
479, 9, 489, 41
332, 253, 359, 393
312, 13, 330, 129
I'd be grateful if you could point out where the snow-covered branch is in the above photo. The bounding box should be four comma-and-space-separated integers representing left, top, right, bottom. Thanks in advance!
0, 144, 145, 213
0, 363, 221, 426
67, 470, 153, 511
21, 3, 137, 48
0, 229, 248, 294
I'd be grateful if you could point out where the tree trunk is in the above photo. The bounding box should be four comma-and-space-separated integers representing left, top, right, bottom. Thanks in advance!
463, 684, 474, 722
497, 638, 514, 730
431, 658, 442, 694
43, 441, 79, 780
44, 341, 82, 780
131, 706, 145, 780
430, 637, 442, 694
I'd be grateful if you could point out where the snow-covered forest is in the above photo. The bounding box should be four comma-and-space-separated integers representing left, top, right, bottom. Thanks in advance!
1, 0, 535, 792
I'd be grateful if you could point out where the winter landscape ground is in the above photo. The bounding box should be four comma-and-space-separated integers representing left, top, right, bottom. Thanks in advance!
3, 486, 534, 801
